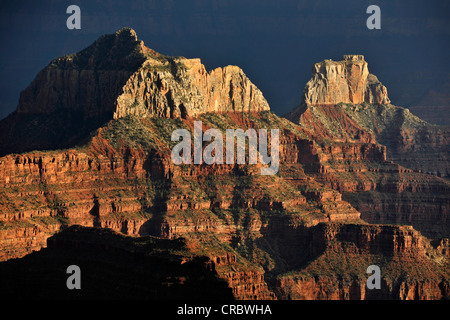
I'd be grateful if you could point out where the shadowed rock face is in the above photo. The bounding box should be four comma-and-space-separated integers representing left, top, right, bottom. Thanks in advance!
0, 28, 145, 157
303, 55, 390, 106
16, 28, 148, 117
0, 225, 234, 300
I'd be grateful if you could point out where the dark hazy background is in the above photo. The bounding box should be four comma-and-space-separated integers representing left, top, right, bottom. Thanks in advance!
1, 0, 449, 123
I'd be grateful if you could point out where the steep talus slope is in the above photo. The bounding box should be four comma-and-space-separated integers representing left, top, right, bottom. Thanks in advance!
0, 32, 448, 299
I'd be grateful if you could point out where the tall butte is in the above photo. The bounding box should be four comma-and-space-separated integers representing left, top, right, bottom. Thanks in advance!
287, 54, 449, 178
0, 27, 269, 156
302, 55, 390, 106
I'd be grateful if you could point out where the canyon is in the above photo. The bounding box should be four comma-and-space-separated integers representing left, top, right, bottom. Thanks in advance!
0, 28, 448, 300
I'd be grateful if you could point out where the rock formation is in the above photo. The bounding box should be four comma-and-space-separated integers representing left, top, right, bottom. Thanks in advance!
0, 27, 268, 157
276, 223, 449, 300
0, 30, 448, 300
303, 55, 390, 106
289, 55, 450, 179
114, 57, 269, 119
286, 54, 450, 244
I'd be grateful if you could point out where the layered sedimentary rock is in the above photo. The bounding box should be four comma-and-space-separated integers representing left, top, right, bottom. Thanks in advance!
0, 31, 448, 300
0, 225, 234, 299
290, 56, 449, 178
1, 111, 447, 299
114, 58, 269, 119
286, 55, 450, 241
276, 223, 449, 300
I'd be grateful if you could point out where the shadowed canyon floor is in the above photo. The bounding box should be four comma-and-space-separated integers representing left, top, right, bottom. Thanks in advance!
0, 28, 448, 300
